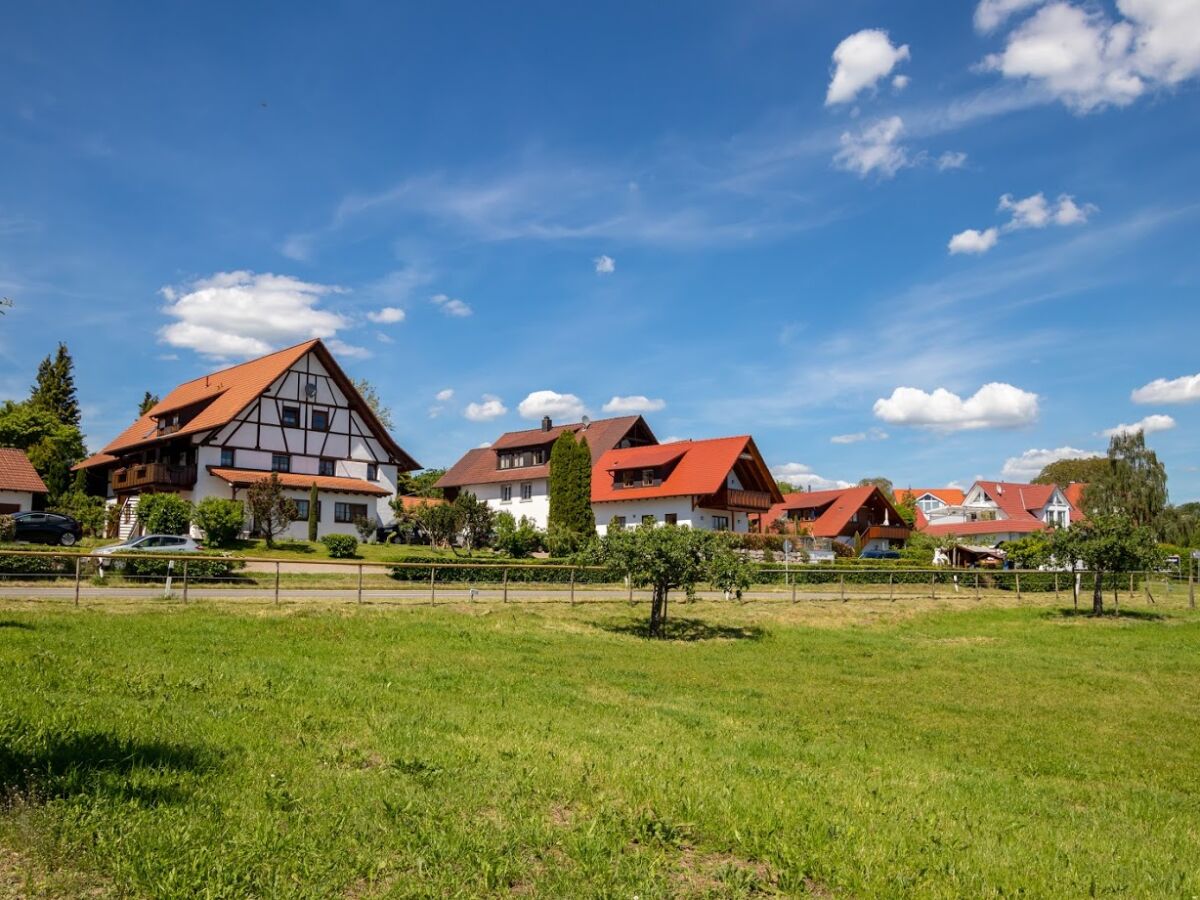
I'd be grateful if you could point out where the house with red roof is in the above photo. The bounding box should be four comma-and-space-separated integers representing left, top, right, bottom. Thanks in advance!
757, 486, 911, 552
893, 487, 966, 518
592, 436, 782, 534
436, 415, 657, 530
74, 340, 419, 540
917, 480, 1081, 544
0, 448, 49, 514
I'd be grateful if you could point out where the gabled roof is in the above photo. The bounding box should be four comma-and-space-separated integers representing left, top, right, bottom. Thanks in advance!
82, 340, 418, 469
1062, 482, 1088, 510
921, 518, 1048, 537
436, 416, 652, 489
975, 481, 1059, 517
894, 487, 965, 506
0, 449, 48, 494
591, 436, 780, 504
760, 485, 908, 538
208, 468, 392, 497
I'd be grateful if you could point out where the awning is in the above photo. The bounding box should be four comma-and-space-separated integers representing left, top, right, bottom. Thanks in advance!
208, 467, 391, 497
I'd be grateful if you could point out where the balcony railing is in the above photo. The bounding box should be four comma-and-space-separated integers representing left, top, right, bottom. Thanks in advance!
863, 524, 912, 541
112, 463, 197, 491
724, 488, 775, 511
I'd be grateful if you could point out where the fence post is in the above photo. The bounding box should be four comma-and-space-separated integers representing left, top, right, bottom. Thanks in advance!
357, 563, 363, 605
503, 567, 509, 603
1190, 567, 1195, 609
430, 565, 436, 605
182, 559, 189, 604
74, 556, 81, 607
791, 571, 797, 604
974, 571, 980, 600
1129, 572, 1134, 600
839, 573, 845, 603
1015, 571, 1021, 601
274, 561, 280, 605
930, 572, 936, 600
889, 571, 894, 602
1054, 571, 1059, 603
628, 574, 634, 605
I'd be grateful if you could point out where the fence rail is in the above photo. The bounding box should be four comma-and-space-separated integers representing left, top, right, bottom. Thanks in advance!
0, 549, 1193, 610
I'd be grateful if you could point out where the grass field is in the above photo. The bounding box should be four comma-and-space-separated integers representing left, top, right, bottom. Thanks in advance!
1, 594, 1198, 898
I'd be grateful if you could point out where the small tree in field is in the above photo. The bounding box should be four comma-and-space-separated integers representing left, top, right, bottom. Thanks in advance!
193, 497, 245, 547
246, 474, 297, 547
1051, 512, 1163, 615
454, 492, 494, 551
307, 483, 319, 542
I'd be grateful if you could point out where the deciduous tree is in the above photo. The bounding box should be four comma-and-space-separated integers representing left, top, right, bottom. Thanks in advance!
1051, 512, 1163, 615
1088, 431, 1168, 528
245, 474, 298, 547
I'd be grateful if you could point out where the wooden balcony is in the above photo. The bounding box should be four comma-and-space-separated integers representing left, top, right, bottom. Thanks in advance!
722, 488, 775, 511
112, 463, 197, 492
863, 524, 912, 541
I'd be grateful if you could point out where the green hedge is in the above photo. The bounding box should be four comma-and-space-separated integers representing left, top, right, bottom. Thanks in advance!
387, 554, 614, 584
0, 554, 74, 576
109, 556, 245, 580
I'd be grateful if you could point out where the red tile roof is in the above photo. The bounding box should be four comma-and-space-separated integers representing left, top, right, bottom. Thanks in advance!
436, 416, 651, 489
1062, 482, 1088, 510
914, 480, 1083, 536
894, 487, 966, 506
921, 518, 1048, 537
591, 436, 781, 504
759, 486, 908, 539
208, 468, 392, 497
87, 340, 417, 469
73, 452, 119, 471
0, 449, 48, 494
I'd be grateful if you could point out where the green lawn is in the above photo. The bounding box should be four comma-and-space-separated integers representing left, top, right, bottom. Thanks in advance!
1, 596, 1198, 898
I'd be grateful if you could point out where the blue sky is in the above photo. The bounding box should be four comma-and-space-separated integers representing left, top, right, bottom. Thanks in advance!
3, 1, 1199, 499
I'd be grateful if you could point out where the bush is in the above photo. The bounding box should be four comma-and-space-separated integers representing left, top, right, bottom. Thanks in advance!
0, 515, 14, 542
136, 493, 193, 535
321, 533, 359, 558
50, 491, 106, 537
492, 512, 543, 558
116, 556, 245, 580
193, 498, 245, 548
354, 517, 377, 543
0, 554, 73, 576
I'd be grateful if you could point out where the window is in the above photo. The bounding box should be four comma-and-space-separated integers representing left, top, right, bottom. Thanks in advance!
520, 482, 533, 501
499, 454, 512, 470
293, 499, 321, 521
621, 470, 635, 487
642, 468, 655, 486
271, 454, 290, 473
500, 484, 512, 502
532, 448, 547, 465
610, 516, 626, 531
664, 513, 678, 525
319, 458, 336, 477
311, 409, 329, 431
366, 463, 378, 482
641, 515, 656, 526
220, 448, 236, 468
335, 502, 368, 524
712, 515, 730, 531
281, 406, 300, 428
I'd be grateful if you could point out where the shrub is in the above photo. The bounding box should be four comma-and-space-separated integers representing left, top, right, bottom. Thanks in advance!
354, 516, 377, 543
115, 556, 244, 580
493, 512, 543, 558
193, 497, 246, 548
0, 515, 14, 542
136, 493, 193, 535
50, 491, 106, 537
321, 533, 359, 559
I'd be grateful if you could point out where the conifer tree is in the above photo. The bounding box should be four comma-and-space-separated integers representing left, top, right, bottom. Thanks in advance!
139, 391, 160, 415
547, 431, 578, 534
30, 343, 80, 427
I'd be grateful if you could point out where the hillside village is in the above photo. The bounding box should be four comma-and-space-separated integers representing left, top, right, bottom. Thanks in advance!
3, 338, 1188, 568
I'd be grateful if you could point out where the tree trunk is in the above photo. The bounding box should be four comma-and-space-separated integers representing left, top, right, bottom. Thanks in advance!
649, 584, 666, 638
1092, 568, 1104, 616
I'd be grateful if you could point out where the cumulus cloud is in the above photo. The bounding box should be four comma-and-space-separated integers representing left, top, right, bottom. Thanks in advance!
431, 293, 472, 317
770, 462, 853, 491
833, 116, 909, 179
158, 271, 352, 359
1000, 445, 1095, 480
981, 0, 1200, 113
830, 428, 889, 445
826, 29, 911, 105
366, 306, 406, 324
949, 191, 1095, 254
594, 254, 615, 274
1103, 413, 1177, 437
974, 0, 1046, 33
937, 151, 968, 170
464, 394, 507, 422
948, 227, 1000, 255
517, 390, 587, 421
435, 388, 455, 402
601, 395, 665, 414
892, 74, 911, 90
1132, 371, 1200, 404
873, 382, 1040, 430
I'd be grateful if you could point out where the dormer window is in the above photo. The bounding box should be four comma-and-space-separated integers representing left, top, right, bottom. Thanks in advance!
642, 468, 655, 486
621, 470, 635, 487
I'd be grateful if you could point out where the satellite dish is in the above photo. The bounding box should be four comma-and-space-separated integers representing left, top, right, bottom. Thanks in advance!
581, 415, 591, 429
305, 382, 318, 399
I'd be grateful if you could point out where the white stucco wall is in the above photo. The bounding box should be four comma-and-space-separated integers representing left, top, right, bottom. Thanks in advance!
0, 489, 37, 512
593, 498, 749, 535
460, 479, 551, 529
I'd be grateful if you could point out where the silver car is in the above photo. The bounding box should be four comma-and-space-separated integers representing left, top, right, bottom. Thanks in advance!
94, 534, 204, 567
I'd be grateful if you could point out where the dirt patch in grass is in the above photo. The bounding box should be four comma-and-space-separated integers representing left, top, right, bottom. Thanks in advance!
673, 845, 780, 896
0, 846, 114, 899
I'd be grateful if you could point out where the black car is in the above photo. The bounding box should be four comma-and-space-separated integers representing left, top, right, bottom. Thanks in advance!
12, 511, 84, 546
859, 548, 901, 560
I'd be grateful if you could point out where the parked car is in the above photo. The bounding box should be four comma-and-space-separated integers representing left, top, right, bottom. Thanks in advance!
94, 534, 204, 567
859, 549, 901, 560
11, 511, 84, 546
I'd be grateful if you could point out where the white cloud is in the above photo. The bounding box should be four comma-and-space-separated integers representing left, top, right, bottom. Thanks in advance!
974, 0, 1047, 33
833, 116, 909, 179
435, 388, 455, 402
1132, 371, 1200, 404
830, 428, 889, 445
874, 382, 1040, 430
366, 306, 406, 324
158, 270, 350, 359
826, 29, 911, 105
937, 151, 968, 170
949, 227, 1000, 255
892, 74, 911, 91
1001, 445, 1094, 480
601, 395, 666, 414
517, 390, 587, 421
464, 394, 507, 422
594, 254, 615, 274
770, 462, 853, 491
981, 0, 1200, 113
1103, 413, 1177, 437
431, 293, 472, 317
279, 234, 313, 262
375, 332, 394, 344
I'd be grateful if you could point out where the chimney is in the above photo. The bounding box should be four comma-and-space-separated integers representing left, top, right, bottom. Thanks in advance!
541, 416, 552, 432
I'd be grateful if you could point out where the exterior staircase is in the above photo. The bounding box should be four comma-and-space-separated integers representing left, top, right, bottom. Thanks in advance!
117, 495, 142, 541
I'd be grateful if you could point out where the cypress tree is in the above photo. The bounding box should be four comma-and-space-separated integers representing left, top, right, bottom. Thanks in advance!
574, 435, 595, 534
30, 343, 80, 427
548, 431, 577, 533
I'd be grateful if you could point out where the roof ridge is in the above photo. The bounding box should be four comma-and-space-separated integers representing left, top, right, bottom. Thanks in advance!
168, 339, 320, 387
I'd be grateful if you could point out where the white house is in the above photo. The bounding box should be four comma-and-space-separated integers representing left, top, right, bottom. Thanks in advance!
0, 449, 49, 513
74, 339, 419, 540
918, 480, 1081, 545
